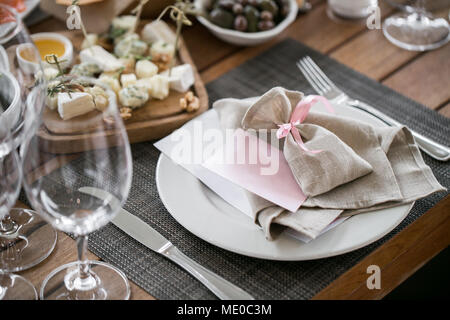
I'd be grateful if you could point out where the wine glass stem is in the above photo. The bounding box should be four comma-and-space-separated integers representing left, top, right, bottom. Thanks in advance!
76, 235, 91, 279
0, 214, 17, 234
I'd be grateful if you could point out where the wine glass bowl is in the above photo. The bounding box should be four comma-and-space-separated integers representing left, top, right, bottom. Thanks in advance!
383, 0, 450, 51
0, 3, 57, 277
22, 76, 133, 300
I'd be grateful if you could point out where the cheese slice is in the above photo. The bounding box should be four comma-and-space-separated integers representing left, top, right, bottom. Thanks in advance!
80, 45, 123, 72
57, 92, 96, 120
161, 64, 195, 92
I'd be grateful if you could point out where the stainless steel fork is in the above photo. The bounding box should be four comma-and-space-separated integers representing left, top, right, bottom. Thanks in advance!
296, 56, 450, 162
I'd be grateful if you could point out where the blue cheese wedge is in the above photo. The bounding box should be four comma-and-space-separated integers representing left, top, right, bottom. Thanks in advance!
57, 92, 96, 120
80, 45, 123, 72
161, 64, 195, 93
114, 33, 148, 58
150, 40, 175, 59
118, 85, 149, 109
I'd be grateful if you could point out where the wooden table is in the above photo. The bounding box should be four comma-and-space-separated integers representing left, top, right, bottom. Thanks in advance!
22, 0, 450, 300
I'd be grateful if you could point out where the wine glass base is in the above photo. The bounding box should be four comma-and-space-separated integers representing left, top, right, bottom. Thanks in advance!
40, 260, 131, 300
383, 12, 450, 51
0, 273, 38, 300
0, 208, 57, 273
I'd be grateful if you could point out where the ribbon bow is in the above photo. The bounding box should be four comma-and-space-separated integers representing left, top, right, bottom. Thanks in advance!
276, 95, 334, 153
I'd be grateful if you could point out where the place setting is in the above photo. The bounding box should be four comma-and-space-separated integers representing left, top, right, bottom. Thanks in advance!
0, 0, 449, 302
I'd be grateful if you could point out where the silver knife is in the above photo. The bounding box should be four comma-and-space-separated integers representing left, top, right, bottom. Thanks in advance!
79, 186, 255, 300
346, 99, 450, 161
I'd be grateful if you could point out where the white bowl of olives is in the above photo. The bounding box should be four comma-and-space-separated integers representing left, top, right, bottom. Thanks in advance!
195, 0, 298, 46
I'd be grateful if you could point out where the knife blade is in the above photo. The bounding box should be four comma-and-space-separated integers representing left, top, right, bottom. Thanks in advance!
79, 186, 255, 300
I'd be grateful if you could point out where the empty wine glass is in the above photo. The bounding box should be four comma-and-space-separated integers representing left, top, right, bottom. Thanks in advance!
383, 0, 450, 51
22, 76, 133, 300
0, 4, 57, 274
0, 116, 37, 300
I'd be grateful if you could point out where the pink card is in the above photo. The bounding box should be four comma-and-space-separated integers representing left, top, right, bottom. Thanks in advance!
202, 129, 306, 212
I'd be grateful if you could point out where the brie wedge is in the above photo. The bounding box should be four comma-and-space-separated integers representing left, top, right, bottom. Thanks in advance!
161, 64, 195, 93
80, 45, 123, 72
57, 92, 96, 120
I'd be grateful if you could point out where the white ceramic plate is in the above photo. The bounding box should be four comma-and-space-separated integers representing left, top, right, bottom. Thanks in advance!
156, 103, 414, 261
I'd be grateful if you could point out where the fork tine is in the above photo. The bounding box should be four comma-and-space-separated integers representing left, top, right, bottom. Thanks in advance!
296, 61, 324, 95
300, 58, 330, 93
305, 56, 336, 89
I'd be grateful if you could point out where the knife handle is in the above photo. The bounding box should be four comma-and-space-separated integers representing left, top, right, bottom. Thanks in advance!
162, 245, 255, 300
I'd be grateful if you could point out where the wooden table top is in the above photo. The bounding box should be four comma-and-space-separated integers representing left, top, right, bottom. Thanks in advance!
21, 0, 450, 300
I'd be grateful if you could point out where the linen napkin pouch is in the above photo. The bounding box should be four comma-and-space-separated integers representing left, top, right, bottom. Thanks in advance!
240, 87, 374, 197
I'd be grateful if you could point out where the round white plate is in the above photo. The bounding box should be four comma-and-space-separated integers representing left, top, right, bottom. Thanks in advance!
156, 103, 413, 261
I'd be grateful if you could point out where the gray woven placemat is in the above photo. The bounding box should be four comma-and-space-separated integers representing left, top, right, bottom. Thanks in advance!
23, 38, 449, 300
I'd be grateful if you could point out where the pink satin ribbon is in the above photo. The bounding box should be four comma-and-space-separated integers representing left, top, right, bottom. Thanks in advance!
276, 95, 334, 153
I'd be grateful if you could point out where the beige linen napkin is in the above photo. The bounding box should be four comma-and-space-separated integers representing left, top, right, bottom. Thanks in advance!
213, 87, 445, 240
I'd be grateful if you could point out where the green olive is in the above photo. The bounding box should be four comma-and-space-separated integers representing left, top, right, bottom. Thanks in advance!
209, 8, 235, 29
260, 0, 279, 16
244, 5, 260, 32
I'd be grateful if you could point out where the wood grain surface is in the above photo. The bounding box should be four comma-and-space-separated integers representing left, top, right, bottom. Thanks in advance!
20, 0, 450, 300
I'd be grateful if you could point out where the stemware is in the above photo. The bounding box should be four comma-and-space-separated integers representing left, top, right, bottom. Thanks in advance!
0, 115, 37, 300
0, 4, 57, 274
22, 76, 133, 300
383, 0, 450, 51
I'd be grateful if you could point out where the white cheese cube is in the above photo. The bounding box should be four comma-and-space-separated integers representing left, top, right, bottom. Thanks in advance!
120, 73, 137, 88
150, 40, 175, 59
99, 74, 121, 95
81, 34, 99, 50
118, 85, 149, 109
135, 60, 158, 79
149, 75, 169, 100
161, 64, 195, 92
57, 92, 96, 120
141, 20, 176, 45
135, 78, 152, 94
80, 45, 123, 72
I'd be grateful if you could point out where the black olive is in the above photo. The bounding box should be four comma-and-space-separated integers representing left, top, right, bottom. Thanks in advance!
234, 15, 248, 31
257, 19, 275, 31
233, 3, 244, 15
247, 0, 259, 7
209, 8, 235, 29
281, 4, 290, 17
260, 10, 273, 21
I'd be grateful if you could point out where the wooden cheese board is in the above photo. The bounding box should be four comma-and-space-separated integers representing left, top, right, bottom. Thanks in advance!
37, 24, 208, 154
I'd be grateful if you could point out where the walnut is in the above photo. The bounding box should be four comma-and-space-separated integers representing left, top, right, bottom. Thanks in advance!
152, 53, 172, 72
119, 107, 132, 120
179, 97, 187, 110
185, 91, 194, 103
180, 91, 200, 113
186, 97, 199, 113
